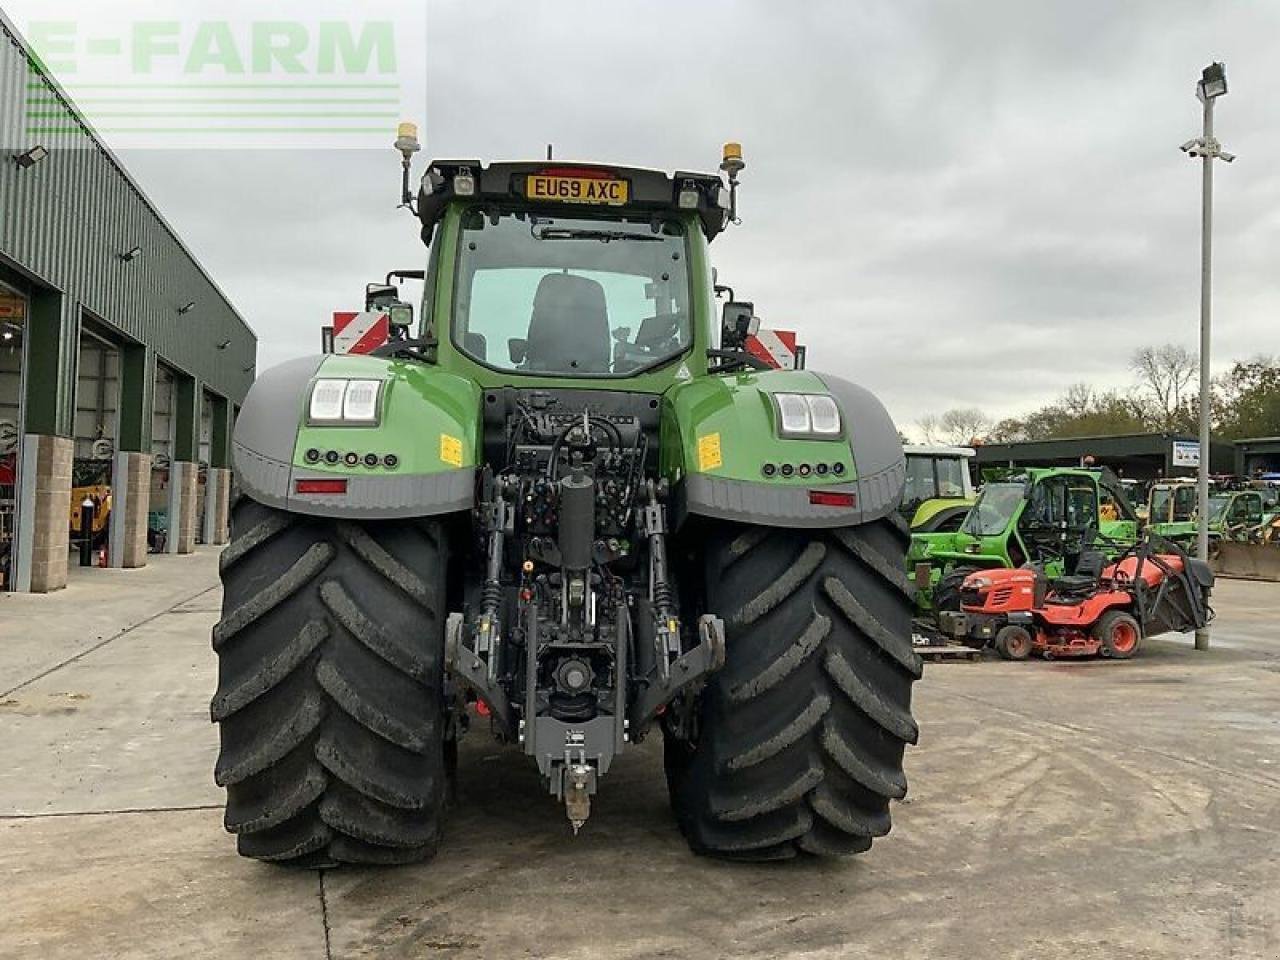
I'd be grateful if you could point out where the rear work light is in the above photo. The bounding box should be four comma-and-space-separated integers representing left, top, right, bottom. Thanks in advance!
295, 478, 348, 495
809, 490, 856, 508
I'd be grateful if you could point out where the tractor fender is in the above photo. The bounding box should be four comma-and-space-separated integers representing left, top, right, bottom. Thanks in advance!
232, 353, 480, 520
665, 368, 905, 529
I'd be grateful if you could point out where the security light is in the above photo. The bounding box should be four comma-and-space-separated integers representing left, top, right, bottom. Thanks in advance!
13, 145, 49, 168
178, 301, 196, 315
1197, 62, 1227, 101
120, 246, 142, 262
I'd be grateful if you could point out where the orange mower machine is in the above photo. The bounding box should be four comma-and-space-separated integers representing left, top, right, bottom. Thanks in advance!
937, 535, 1214, 660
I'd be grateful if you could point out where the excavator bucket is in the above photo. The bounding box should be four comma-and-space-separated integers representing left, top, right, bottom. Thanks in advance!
1212, 542, 1280, 582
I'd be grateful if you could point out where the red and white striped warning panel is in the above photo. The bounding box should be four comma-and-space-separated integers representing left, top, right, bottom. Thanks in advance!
745, 328, 799, 370
332, 311, 390, 355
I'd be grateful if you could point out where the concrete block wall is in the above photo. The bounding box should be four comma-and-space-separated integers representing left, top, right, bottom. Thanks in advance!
23, 435, 72, 593
110, 451, 150, 568
203, 467, 231, 545
176, 462, 198, 554
215, 469, 230, 545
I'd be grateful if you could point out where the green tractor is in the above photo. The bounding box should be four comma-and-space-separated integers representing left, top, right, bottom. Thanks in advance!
909, 466, 1139, 620
211, 134, 920, 866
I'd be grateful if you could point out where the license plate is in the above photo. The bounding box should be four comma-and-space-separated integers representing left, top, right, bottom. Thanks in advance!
526, 174, 628, 205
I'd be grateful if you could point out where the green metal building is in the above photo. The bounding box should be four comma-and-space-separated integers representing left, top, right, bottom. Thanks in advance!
0, 13, 255, 591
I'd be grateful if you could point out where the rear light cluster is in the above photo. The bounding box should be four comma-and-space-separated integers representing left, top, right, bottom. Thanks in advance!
304, 448, 399, 470
761, 461, 846, 479
808, 490, 857, 508
295, 478, 347, 495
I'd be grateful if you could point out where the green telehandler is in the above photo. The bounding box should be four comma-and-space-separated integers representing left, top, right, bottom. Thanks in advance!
909, 466, 1139, 623
211, 133, 920, 866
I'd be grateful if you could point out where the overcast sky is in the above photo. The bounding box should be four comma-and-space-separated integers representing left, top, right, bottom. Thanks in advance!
90, 0, 1280, 436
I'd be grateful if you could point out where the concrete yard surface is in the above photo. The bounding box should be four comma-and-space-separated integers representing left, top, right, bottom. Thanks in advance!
1, 557, 1278, 959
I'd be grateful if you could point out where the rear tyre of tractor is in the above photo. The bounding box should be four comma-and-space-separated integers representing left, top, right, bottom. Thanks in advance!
1094, 610, 1141, 660
994, 625, 1032, 661
211, 495, 449, 865
667, 516, 921, 860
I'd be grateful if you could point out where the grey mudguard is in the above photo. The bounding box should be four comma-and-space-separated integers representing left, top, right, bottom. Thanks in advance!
677, 371, 905, 529
231, 355, 474, 519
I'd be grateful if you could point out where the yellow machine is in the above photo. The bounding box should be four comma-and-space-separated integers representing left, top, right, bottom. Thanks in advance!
70, 484, 112, 544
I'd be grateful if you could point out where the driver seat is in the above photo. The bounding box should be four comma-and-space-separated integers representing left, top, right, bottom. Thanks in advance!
524, 273, 611, 373
1050, 549, 1106, 598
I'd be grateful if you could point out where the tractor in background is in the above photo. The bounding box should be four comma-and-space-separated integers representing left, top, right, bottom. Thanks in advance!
902, 444, 976, 532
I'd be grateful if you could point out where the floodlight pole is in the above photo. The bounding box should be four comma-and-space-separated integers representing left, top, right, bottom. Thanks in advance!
1188, 68, 1231, 651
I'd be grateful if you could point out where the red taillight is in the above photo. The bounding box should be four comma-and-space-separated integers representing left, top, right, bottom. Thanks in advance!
295, 478, 347, 495
809, 490, 857, 508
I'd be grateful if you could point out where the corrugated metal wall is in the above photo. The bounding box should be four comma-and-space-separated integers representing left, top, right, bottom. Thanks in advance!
0, 19, 255, 408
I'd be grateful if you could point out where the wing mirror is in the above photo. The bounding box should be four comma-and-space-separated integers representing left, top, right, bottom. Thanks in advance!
508, 338, 528, 364
721, 301, 759, 350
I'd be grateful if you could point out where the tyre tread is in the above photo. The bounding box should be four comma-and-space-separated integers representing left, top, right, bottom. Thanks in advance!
670, 518, 918, 861
212, 498, 447, 866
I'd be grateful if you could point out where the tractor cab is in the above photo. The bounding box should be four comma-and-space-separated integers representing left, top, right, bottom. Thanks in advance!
398, 139, 748, 391
1147, 481, 1197, 525
901, 445, 976, 531
1208, 489, 1266, 532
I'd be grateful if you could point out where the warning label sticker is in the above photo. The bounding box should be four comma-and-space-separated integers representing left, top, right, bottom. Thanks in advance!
697, 433, 723, 471
440, 434, 463, 467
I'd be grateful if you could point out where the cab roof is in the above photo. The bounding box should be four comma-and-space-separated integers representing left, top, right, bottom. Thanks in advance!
416, 159, 731, 244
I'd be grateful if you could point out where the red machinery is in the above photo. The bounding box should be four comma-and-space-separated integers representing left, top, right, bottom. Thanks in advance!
936, 535, 1214, 660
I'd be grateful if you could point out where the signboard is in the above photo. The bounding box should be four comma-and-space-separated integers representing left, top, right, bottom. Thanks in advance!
0, 289, 26, 320
332, 311, 389, 355
1172, 441, 1201, 469
745, 328, 801, 370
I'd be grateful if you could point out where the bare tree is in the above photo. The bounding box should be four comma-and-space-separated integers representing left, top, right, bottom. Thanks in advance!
937, 407, 991, 445
1061, 383, 1094, 418
915, 414, 942, 445
1131, 344, 1197, 432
